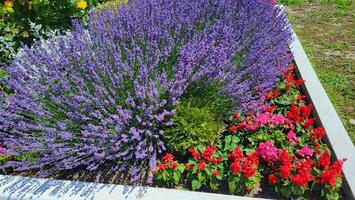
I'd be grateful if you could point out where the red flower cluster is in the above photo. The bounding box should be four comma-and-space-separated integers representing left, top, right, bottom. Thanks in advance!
292, 158, 314, 187
265, 89, 279, 99
268, 174, 279, 184
162, 153, 174, 163
228, 146, 259, 179
304, 117, 316, 129
317, 159, 346, 188
198, 161, 206, 170
310, 127, 326, 140
153, 153, 179, 173
266, 146, 346, 192
283, 66, 305, 90
188, 148, 200, 160
316, 150, 330, 169
212, 170, 219, 177
264, 105, 277, 113
278, 150, 292, 179
229, 124, 244, 133
188, 145, 222, 171
286, 102, 312, 123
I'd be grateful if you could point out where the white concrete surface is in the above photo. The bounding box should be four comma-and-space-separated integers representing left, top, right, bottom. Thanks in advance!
0, 175, 268, 200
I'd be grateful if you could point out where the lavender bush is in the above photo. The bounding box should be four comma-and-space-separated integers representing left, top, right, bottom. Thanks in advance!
0, 0, 292, 183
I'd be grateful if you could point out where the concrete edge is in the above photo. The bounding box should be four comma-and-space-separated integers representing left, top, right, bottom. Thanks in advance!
0, 175, 268, 200
290, 30, 355, 200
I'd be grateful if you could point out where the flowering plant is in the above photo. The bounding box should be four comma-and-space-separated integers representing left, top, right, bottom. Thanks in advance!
153, 136, 261, 195
0, 0, 292, 183
152, 153, 185, 187
153, 65, 347, 199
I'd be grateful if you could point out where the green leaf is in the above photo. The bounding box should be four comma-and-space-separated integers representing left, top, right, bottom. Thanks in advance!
177, 163, 185, 172
198, 172, 206, 182
162, 171, 168, 181
209, 178, 219, 190
228, 176, 236, 194
173, 171, 181, 185
231, 135, 240, 144
192, 179, 202, 191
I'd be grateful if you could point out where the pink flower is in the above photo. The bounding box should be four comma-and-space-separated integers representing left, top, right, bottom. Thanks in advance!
271, 115, 285, 126
287, 131, 298, 143
257, 113, 270, 125
257, 142, 278, 163
298, 146, 313, 157
245, 123, 258, 131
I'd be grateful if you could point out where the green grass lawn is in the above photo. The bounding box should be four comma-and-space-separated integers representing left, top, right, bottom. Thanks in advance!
282, 0, 355, 143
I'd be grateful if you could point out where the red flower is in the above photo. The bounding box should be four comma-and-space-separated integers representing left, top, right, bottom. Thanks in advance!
285, 82, 292, 90
202, 145, 217, 161
233, 112, 240, 122
279, 165, 291, 179
296, 95, 307, 103
230, 161, 242, 174
185, 164, 192, 170
286, 102, 312, 124
210, 156, 223, 165
264, 105, 277, 113
243, 166, 257, 178
162, 153, 174, 163
229, 125, 238, 133
314, 142, 320, 147
310, 127, 326, 140
278, 149, 291, 166
304, 118, 316, 129
245, 152, 259, 166
198, 161, 206, 170
212, 170, 219, 177
188, 148, 200, 160
318, 169, 338, 188
216, 156, 223, 164
296, 158, 313, 174
316, 150, 330, 169
157, 163, 168, 171
171, 162, 178, 170
283, 69, 304, 89
294, 169, 313, 185
317, 159, 346, 188
292, 172, 313, 187
314, 148, 321, 154
228, 146, 244, 161
268, 174, 279, 184
265, 89, 279, 99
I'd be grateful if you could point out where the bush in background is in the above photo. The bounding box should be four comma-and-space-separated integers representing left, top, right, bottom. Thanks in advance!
0, 0, 112, 62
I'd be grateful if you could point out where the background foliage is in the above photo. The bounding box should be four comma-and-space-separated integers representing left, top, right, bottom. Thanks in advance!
0, 0, 111, 63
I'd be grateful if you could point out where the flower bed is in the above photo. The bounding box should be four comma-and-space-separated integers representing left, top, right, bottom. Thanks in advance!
152, 65, 347, 199
0, 0, 351, 200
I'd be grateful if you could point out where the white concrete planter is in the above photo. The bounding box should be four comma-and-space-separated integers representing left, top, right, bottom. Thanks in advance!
0, 29, 354, 200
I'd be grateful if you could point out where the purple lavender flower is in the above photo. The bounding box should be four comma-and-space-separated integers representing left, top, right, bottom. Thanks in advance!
0, 0, 292, 183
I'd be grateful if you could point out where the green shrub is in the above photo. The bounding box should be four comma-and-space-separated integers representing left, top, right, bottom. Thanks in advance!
180, 81, 237, 120
164, 102, 224, 154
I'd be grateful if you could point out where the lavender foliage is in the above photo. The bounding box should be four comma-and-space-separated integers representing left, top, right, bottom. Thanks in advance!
0, 0, 292, 183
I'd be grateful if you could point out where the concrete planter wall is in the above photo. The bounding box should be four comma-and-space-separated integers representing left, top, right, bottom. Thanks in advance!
0, 29, 354, 200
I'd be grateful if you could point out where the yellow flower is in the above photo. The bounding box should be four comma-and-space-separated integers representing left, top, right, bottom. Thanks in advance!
76, 0, 88, 10
4, 0, 14, 8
